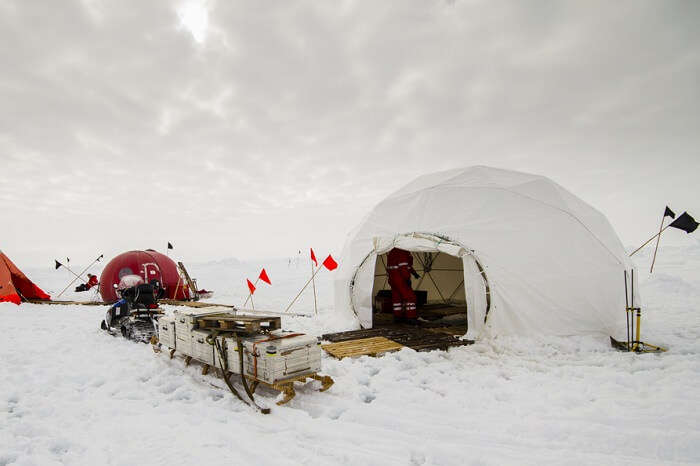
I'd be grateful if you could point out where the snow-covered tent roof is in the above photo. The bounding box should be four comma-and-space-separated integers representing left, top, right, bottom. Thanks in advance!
334, 166, 633, 339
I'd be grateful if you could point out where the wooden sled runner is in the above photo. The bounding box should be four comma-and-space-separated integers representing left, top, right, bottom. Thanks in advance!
247, 373, 335, 405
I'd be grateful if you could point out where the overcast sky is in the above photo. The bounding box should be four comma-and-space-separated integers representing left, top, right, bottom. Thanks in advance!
1, 0, 698, 267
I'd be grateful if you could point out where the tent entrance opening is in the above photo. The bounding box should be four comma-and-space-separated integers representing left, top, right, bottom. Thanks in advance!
372, 251, 467, 333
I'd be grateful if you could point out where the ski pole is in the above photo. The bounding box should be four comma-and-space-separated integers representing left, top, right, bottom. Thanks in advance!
631, 269, 637, 351
630, 269, 634, 348
632, 269, 642, 351
625, 269, 631, 351
310, 258, 318, 316
57, 254, 104, 298
243, 277, 260, 307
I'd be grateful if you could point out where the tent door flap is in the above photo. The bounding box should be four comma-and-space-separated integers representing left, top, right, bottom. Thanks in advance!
463, 254, 487, 340
352, 252, 377, 329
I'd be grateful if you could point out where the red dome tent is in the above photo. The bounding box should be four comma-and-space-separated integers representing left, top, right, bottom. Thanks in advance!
99, 250, 191, 303
0, 250, 50, 305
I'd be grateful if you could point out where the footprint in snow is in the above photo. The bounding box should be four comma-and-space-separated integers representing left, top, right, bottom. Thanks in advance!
360, 390, 376, 404
160, 381, 179, 394
0, 453, 19, 466
410, 451, 426, 465
356, 373, 371, 386
90, 378, 106, 388
49, 439, 74, 456
327, 406, 346, 420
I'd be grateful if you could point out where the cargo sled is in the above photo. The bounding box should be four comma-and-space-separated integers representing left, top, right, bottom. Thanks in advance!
154, 308, 334, 412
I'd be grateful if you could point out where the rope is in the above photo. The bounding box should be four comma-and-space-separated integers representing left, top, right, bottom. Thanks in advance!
213, 335, 269, 414
236, 336, 267, 412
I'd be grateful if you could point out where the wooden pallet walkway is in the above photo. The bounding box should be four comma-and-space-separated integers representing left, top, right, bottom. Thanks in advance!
322, 327, 473, 353
322, 336, 404, 359
420, 304, 468, 319
425, 326, 470, 336
372, 311, 467, 327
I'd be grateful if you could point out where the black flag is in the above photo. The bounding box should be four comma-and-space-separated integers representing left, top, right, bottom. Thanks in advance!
664, 206, 676, 219
669, 212, 699, 234
55, 260, 62, 270
167, 242, 174, 250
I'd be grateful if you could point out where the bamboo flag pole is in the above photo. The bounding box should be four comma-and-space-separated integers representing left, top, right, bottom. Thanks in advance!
285, 265, 324, 313
629, 224, 672, 256
57, 254, 104, 298
649, 214, 667, 273
243, 278, 260, 307
310, 257, 318, 316
58, 262, 88, 284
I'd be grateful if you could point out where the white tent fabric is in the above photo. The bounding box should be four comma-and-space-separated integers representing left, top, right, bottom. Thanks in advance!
334, 166, 633, 338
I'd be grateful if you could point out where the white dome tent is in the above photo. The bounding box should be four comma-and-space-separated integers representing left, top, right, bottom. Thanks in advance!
334, 166, 633, 340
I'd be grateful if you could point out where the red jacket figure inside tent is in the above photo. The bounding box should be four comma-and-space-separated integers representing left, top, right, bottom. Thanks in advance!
386, 248, 419, 324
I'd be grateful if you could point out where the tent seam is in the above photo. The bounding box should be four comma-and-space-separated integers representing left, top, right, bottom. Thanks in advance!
385, 185, 624, 267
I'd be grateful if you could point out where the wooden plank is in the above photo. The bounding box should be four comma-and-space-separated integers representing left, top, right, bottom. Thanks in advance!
322, 337, 404, 359
425, 326, 469, 336
322, 328, 388, 343
420, 304, 467, 315
197, 315, 280, 324
323, 339, 402, 359
195, 313, 234, 325
160, 299, 235, 309
25, 299, 106, 306
158, 299, 312, 318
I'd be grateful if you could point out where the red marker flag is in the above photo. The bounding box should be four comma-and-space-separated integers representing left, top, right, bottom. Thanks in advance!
246, 279, 256, 295
310, 248, 318, 267
322, 254, 338, 271
259, 268, 271, 285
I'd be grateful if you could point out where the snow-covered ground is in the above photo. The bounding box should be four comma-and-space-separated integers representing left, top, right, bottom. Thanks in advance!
2, 242, 700, 465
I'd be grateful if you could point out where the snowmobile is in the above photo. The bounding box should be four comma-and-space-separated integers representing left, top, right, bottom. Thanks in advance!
101, 277, 164, 343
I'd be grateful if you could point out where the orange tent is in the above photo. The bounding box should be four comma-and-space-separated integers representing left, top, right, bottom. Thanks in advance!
0, 251, 50, 305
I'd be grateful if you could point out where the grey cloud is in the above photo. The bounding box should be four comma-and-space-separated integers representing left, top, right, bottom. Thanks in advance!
0, 0, 698, 266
